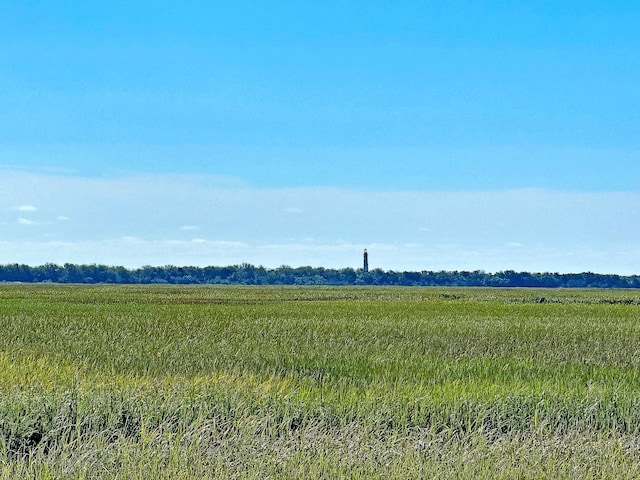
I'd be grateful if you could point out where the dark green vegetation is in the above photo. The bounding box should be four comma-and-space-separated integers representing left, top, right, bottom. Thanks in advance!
2, 285, 640, 478
3, 262, 640, 287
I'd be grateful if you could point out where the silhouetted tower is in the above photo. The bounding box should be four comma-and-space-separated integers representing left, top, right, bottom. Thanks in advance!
363, 249, 369, 273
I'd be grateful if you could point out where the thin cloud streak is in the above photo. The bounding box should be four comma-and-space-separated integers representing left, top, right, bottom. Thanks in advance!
12, 205, 38, 212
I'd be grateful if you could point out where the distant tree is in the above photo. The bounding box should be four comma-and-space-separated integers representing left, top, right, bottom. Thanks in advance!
2, 262, 640, 288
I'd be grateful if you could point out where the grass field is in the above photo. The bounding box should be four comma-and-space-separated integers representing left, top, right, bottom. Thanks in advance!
2, 284, 640, 478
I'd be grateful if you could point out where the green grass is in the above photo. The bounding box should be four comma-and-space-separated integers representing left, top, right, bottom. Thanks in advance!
2, 284, 640, 478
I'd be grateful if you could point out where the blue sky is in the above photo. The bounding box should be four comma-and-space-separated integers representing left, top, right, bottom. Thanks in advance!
2, 1, 640, 272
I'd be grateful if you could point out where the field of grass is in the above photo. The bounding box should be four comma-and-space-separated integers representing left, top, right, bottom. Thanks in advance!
2, 284, 640, 478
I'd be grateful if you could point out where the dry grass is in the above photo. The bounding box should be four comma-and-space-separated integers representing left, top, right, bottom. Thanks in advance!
2, 284, 640, 478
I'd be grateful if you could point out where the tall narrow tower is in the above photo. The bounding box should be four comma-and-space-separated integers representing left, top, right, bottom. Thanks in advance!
363, 249, 369, 273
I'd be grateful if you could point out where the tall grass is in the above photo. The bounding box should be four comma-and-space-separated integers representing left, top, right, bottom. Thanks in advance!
2, 284, 640, 477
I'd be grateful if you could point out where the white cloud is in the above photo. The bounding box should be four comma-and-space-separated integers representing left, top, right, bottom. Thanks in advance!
12, 205, 37, 212
180, 225, 200, 231
18, 218, 37, 225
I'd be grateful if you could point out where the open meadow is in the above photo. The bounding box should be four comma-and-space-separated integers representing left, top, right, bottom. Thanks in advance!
2, 284, 640, 478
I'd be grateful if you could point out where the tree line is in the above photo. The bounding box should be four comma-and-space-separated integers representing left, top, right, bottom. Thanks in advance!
1, 263, 639, 288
